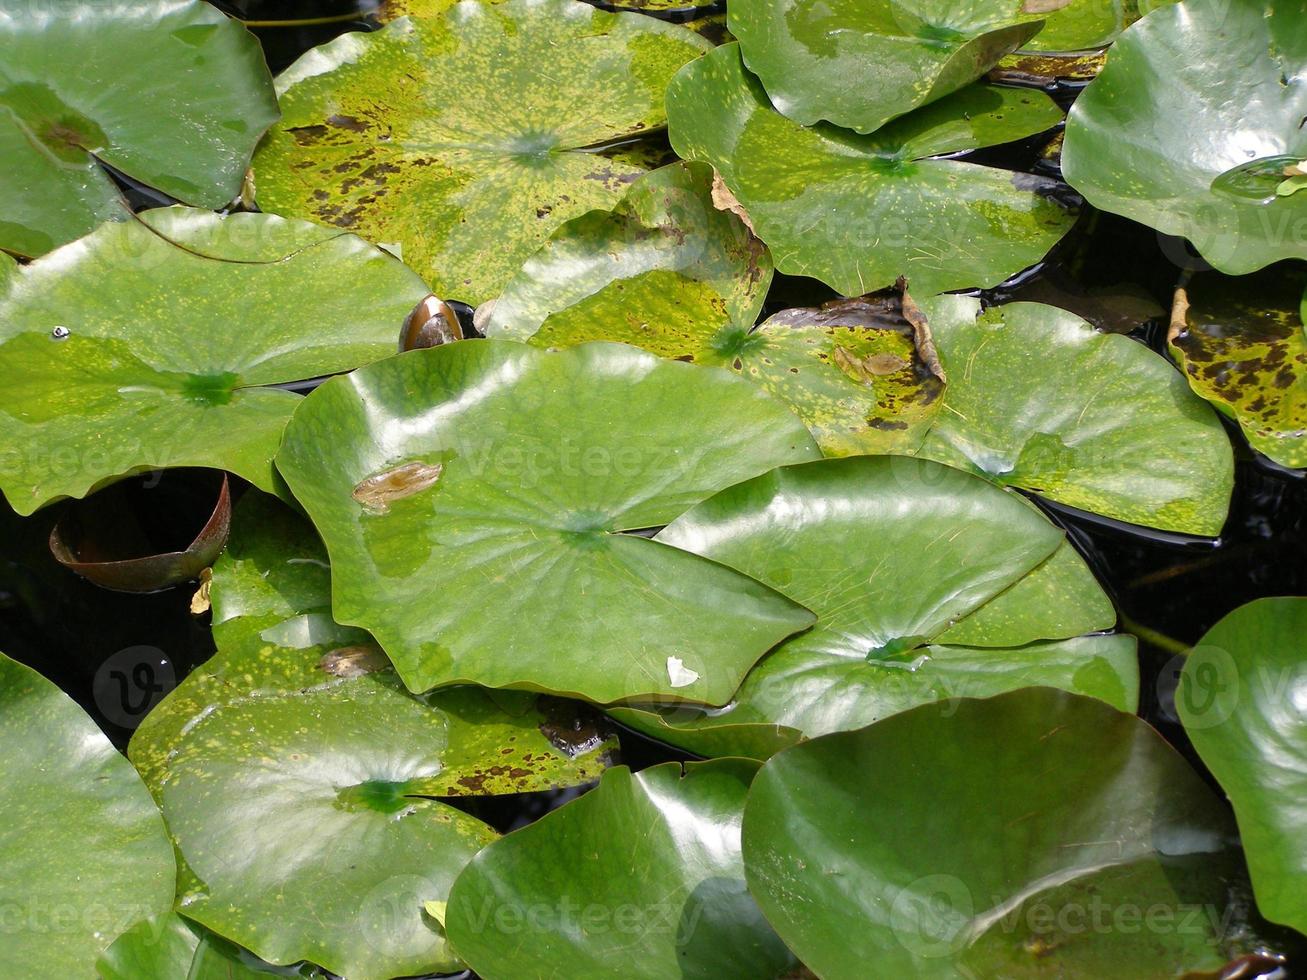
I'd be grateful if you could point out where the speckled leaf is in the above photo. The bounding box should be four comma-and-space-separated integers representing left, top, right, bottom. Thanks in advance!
276, 340, 818, 703
378, 0, 718, 17
1169, 267, 1307, 469
707, 293, 965, 456
1179, 597, 1307, 935
743, 689, 1271, 978
1063, 0, 1307, 275
447, 761, 795, 979
130, 490, 617, 801
667, 44, 1073, 297
479, 161, 771, 349
1021, 0, 1175, 51
0, 207, 431, 515
618, 457, 1130, 754
0, 1, 277, 257
917, 302, 1234, 535
98, 913, 309, 980
728, 0, 1046, 134
253, 0, 712, 304
0, 653, 175, 977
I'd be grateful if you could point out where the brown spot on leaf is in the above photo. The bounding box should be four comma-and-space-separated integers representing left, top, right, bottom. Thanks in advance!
352, 461, 445, 515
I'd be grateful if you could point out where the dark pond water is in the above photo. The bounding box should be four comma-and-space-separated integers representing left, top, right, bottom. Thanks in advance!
3, 2, 1304, 977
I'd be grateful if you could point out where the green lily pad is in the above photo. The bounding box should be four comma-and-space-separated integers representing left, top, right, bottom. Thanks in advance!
276, 339, 819, 704
744, 688, 1268, 977
1063, 0, 1307, 275
728, 0, 1046, 134
447, 760, 795, 979
1169, 267, 1307, 469
1179, 597, 1307, 935
0, 652, 175, 977
1022, 0, 1175, 52
253, 0, 711, 304
478, 161, 771, 348
667, 44, 1074, 297
0, 0, 277, 257
132, 491, 617, 980
915, 302, 1233, 534
613, 456, 1132, 755
98, 913, 313, 980
0, 207, 431, 515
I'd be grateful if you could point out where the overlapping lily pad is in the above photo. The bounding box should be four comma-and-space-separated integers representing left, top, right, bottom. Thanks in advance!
728, 0, 1045, 134
447, 761, 794, 979
915, 301, 1233, 534
276, 340, 819, 703
667, 44, 1074, 297
744, 688, 1268, 977
1063, 0, 1307, 274
0, 0, 277, 257
612, 456, 1133, 756
131, 491, 617, 980
1179, 597, 1307, 934
479, 161, 771, 348
253, 0, 712, 304
1021, 0, 1175, 52
0, 207, 431, 514
1169, 267, 1307, 469
98, 913, 310, 980
0, 653, 175, 977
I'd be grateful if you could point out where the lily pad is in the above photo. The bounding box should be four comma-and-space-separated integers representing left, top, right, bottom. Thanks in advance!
1178, 597, 1307, 935
728, 0, 1049, 134
744, 688, 1269, 977
915, 302, 1233, 535
253, 0, 712, 304
613, 456, 1133, 755
1169, 267, 1307, 469
1022, 0, 1174, 52
0, 652, 175, 977
0, 207, 431, 515
479, 161, 771, 348
275, 339, 819, 704
667, 44, 1074, 297
1063, 0, 1307, 275
98, 913, 312, 980
446, 760, 795, 979
0, 0, 277, 256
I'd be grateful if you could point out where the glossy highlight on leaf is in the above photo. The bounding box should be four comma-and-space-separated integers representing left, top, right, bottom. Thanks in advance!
0, 0, 278, 256
1179, 597, 1307, 935
667, 44, 1074, 297
614, 456, 1133, 755
1169, 267, 1307, 469
276, 339, 819, 703
254, 0, 712, 304
447, 760, 795, 979
0, 208, 431, 514
0, 652, 175, 977
744, 688, 1269, 978
479, 161, 772, 349
1063, 0, 1307, 275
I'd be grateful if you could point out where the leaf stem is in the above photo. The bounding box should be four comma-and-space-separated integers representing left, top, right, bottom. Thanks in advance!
1119, 615, 1190, 657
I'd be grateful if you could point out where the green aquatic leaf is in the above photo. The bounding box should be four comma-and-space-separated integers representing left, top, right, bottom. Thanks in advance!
1179, 597, 1307, 935
446, 761, 795, 979
615, 456, 1132, 756
253, 0, 711, 304
667, 44, 1073, 297
0, 0, 277, 257
0, 653, 174, 977
917, 302, 1233, 534
1063, 0, 1307, 275
1170, 266, 1307, 469
275, 339, 819, 703
0, 207, 431, 515
132, 492, 617, 980
479, 161, 771, 349
744, 688, 1268, 978
98, 913, 311, 980
1021, 0, 1175, 52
